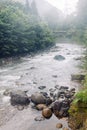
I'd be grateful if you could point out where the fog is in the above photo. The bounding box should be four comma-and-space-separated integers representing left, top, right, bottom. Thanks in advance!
14, 0, 78, 16
0, 0, 87, 130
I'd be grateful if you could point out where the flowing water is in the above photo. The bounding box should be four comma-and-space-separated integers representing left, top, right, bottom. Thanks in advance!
0, 43, 85, 130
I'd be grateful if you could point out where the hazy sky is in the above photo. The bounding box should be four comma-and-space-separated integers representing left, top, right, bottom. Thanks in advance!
46, 0, 79, 15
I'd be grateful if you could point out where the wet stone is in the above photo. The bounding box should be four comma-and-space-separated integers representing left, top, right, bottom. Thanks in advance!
49, 88, 56, 92
46, 98, 53, 105
10, 90, 30, 106
30, 67, 35, 70
40, 92, 48, 97
17, 105, 24, 111
56, 123, 63, 128
42, 108, 53, 119
70, 88, 75, 92
52, 75, 58, 78
38, 86, 46, 90
59, 86, 69, 90
71, 74, 85, 81
50, 92, 54, 97
65, 93, 72, 98
31, 92, 46, 105
63, 128, 69, 130
55, 85, 59, 89
54, 55, 65, 61
34, 116, 45, 121
33, 82, 37, 84
36, 104, 47, 111
3, 89, 11, 96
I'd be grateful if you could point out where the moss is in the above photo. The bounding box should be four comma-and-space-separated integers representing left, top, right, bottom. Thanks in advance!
69, 103, 87, 130
69, 75, 87, 130
83, 75, 87, 88
71, 74, 85, 81
73, 90, 87, 104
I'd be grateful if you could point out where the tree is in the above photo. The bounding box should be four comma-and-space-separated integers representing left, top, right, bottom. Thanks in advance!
77, 0, 87, 27
0, 0, 54, 58
31, 0, 38, 16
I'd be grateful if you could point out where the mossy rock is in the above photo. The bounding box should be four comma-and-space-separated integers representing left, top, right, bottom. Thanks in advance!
71, 74, 85, 81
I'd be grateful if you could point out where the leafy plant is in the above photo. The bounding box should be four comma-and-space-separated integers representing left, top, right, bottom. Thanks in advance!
74, 89, 87, 104
0, 0, 54, 58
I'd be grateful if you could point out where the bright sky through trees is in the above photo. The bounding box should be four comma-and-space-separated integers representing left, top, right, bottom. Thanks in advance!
46, 0, 78, 15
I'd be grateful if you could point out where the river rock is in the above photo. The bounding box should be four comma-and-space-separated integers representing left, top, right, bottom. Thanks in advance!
52, 100, 70, 118
3, 89, 11, 96
74, 57, 82, 61
17, 105, 24, 111
34, 116, 45, 121
49, 88, 56, 92
71, 74, 85, 81
56, 90, 65, 99
52, 75, 58, 78
55, 85, 59, 89
70, 88, 75, 92
59, 86, 69, 90
40, 92, 48, 97
52, 100, 62, 113
65, 93, 72, 98
63, 128, 69, 130
54, 55, 65, 61
56, 123, 63, 128
10, 90, 30, 106
50, 92, 54, 97
38, 86, 46, 90
36, 104, 47, 110
31, 92, 46, 105
42, 108, 53, 119
46, 97, 53, 105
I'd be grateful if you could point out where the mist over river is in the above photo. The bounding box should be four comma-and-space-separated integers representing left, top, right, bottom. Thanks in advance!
0, 43, 85, 130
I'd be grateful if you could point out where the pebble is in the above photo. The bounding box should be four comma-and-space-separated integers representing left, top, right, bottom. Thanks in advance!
34, 116, 45, 121
56, 123, 63, 128
17, 105, 24, 111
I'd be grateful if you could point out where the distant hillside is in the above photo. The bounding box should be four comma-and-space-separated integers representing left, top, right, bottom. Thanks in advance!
13, 0, 63, 28
14, 1, 62, 18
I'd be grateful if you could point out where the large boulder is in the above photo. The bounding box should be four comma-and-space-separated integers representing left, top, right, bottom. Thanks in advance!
52, 100, 62, 112
51, 100, 70, 118
31, 92, 46, 105
54, 55, 65, 61
10, 90, 30, 106
71, 74, 85, 81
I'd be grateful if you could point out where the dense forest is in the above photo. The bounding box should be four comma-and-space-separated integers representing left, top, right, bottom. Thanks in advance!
0, 0, 54, 58
0, 0, 87, 58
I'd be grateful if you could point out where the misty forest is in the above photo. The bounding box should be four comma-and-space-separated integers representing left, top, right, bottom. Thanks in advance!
0, 0, 87, 130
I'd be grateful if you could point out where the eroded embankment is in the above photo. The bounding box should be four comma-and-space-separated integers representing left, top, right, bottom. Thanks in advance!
69, 74, 87, 130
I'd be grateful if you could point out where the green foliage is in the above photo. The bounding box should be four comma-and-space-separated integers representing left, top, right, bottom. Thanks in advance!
83, 75, 87, 88
0, 0, 54, 58
74, 89, 87, 104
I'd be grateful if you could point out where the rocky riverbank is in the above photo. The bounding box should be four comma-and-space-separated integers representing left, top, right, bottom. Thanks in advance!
0, 43, 85, 130
68, 75, 87, 130
3, 85, 76, 130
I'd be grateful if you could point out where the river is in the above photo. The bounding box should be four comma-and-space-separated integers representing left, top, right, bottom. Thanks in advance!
0, 43, 85, 130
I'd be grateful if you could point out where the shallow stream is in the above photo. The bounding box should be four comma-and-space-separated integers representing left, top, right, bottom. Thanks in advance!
0, 43, 85, 130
